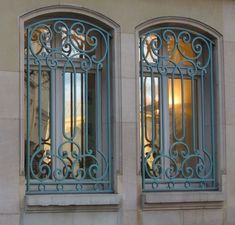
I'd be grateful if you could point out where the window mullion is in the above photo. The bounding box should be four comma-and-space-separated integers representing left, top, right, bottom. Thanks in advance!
50, 69, 56, 182
161, 75, 170, 181
54, 68, 61, 181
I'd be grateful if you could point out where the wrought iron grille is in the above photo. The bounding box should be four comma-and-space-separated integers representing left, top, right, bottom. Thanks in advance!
140, 27, 217, 191
25, 18, 112, 194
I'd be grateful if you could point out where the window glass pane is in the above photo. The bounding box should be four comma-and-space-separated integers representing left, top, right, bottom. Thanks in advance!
143, 76, 160, 177
24, 70, 51, 179
168, 78, 199, 176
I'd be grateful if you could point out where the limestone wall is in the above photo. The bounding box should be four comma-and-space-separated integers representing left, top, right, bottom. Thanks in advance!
0, 0, 234, 225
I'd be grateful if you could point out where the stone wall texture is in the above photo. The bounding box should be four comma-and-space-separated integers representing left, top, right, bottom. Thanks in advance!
0, 0, 234, 225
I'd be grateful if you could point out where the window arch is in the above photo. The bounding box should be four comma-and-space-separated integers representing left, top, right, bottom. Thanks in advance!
138, 18, 222, 191
23, 10, 115, 194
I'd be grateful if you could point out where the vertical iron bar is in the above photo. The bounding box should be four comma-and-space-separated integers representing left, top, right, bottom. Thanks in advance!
62, 72, 65, 140
200, 70, 206, 182
159, 75, 164, 181
49, 69, 53, 179
107, 36, 111, 190
140, 38, 145, 189
70, 73, 73, 149
180, 76, 185, 141
85, 71, 88, 156
151, 67, 155, 156
200, 71, 205, 150
81, 73, 85, 169
210, 43, 216, 187
96, 67, 101, 165
73, 72, 77, 139
172, 75, 176, 141
38, 64, 42, 152
159, 76, 163, 154
26, 28, 30, 192
161, 76, 169, 181
192, 77, 195, 152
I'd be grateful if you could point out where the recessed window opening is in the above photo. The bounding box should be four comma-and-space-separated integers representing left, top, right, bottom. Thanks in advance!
24, 15, 112, 194
139, 26, 217, 191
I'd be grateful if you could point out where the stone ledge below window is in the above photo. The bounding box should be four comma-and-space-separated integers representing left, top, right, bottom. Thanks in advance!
142, 192, 225, 210
25, 194, 121, 212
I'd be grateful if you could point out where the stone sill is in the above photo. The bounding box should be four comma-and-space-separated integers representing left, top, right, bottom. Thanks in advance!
142, 191, 225, 210
25, 194, 121, 211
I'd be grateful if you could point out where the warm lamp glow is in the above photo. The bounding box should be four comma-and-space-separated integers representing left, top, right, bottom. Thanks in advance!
168, 91, 181, 106
168, 79, 182, 107
168, 79, 192, 107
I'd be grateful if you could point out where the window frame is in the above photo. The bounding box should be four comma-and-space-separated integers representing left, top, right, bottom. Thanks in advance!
19, 5, 122, 196
135, 17, 225, 194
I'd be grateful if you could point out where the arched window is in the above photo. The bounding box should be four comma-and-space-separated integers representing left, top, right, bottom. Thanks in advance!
24, 13, 113, 194
139, 21, 219, 191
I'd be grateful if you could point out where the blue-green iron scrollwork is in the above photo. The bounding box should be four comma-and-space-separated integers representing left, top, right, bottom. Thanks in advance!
140, 27, 216, 191
25, 18, 112, 193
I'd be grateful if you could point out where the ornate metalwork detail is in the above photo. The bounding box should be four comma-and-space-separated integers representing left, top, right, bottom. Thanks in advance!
140, 27, 216, 191
25, 18, 112, 193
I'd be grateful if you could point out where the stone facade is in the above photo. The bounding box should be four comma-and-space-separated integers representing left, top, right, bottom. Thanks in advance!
0, 0, 234, 225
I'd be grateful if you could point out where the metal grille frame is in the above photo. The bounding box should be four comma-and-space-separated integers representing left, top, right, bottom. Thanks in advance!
140, 26, 217, 191
25, 17, 112, 194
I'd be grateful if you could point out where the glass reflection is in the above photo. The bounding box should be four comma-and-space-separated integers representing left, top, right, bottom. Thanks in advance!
143, 76, 160, 175
24, 70, 51, 178
61, 72, 96, 178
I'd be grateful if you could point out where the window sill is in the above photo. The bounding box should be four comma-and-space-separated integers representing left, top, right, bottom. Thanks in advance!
25, 194, 121, 212
142, 191, 225, 210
